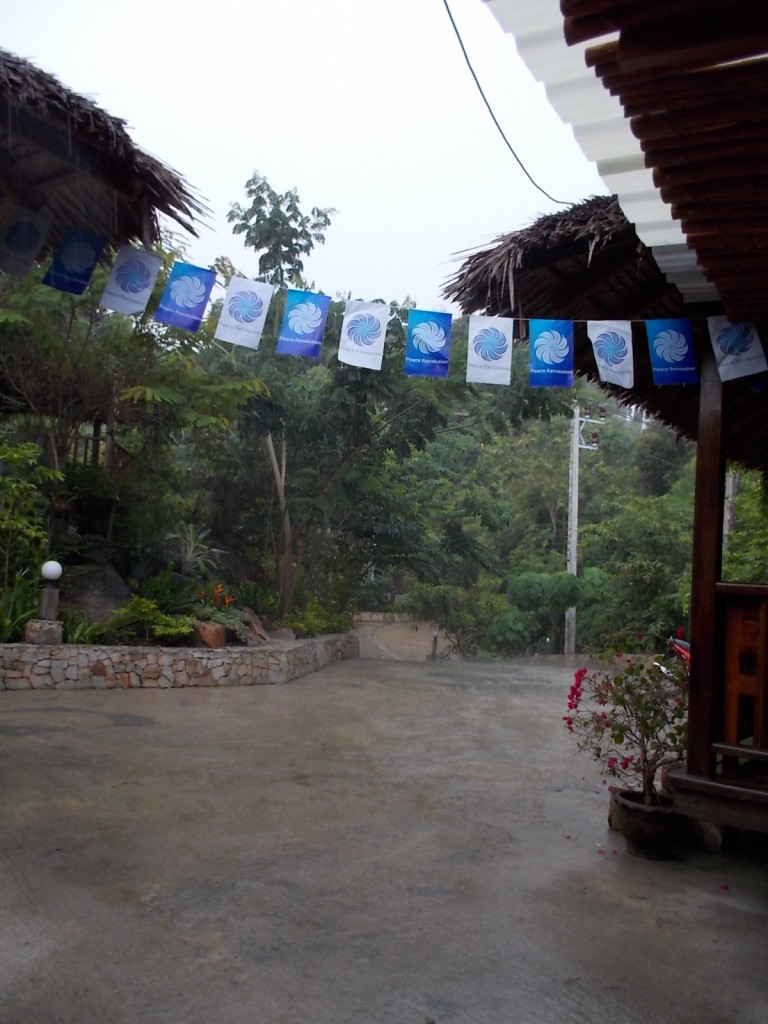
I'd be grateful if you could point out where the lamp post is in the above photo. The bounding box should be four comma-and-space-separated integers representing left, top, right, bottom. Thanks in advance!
24, 559, 64, 645
564, 408, 581, 656
39, 559, 63, 620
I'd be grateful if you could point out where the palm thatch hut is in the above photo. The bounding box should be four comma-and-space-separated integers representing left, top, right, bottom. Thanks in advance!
443, 194, 768, 474
0, 47, 206, 255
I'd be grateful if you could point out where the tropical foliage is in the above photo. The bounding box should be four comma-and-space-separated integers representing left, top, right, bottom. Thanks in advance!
2, 170, 767, 649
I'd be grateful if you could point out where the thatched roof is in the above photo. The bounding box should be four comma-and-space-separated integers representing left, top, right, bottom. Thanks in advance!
444, 196, 684, 322
444, 195, 768, 473
0, 48, 206, 255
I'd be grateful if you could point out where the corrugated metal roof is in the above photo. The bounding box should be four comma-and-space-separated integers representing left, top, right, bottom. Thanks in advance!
483, 0, 719, 304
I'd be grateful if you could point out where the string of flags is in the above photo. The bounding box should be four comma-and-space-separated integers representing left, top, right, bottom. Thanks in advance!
1, 211, 766, 389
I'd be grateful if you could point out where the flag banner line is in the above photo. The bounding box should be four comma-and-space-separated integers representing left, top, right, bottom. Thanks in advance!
404, 308, 453, 378
276, 289, 332, 359
587, 319, 634, 389
154, 262, 216, 332
338, 300, 389, 370
42, 227, 106, 295
646, 318, 698, 385
100, 245, 163, 315
706, 316, 767, 382
466, 314, 514, 385
529, 319, 573, 388
0, 208, 51, 277
215, 278, 275, 349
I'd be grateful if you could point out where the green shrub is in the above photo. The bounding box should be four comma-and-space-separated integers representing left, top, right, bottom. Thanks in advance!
281, 597, 351, 638
234, 579, 277, 617
194, 603, 251, 643
139, 569, 199, 615
61, 610, 100, 644
0, 442, 62, 592
93, 596, 196, 645
0, 569, 39, 642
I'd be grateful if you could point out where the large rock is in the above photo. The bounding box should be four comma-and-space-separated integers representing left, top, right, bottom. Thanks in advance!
240, 606, 271, 646
193, 621, 227, 649
59, 565, 131, 624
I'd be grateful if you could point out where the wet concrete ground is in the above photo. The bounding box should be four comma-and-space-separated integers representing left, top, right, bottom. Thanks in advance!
1, 622, 766, 1023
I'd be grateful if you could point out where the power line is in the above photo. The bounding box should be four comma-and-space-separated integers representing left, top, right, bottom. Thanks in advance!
441, 0, 570, 207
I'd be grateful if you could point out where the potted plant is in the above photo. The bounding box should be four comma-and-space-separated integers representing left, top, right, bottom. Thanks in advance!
564, 654, 689, 857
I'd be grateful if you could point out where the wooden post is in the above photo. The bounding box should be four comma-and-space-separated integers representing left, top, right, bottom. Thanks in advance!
687, 346, 725, 776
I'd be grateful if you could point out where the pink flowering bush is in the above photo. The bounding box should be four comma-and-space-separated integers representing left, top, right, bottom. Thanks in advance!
565, 656, 688, 805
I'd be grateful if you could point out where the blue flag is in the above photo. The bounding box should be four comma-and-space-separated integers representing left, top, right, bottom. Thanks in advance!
276, 289, 332, 358
646, 319, 698, 385
529, 319, 573, 387
43, 227, 106, 294
404, 309, 452, 378
154, 262, 216, 332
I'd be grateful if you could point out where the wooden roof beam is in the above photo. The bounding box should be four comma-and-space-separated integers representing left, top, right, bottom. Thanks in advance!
586, 11, 768, 75
674, 201, 768, 221
660, 177, 768, 205
631, 103, 768, 142
616, 67, 768, 113
562, 0, 707, 45
645, 136, 768, 169
595, 53, 768, 98
654, 157, 768, 189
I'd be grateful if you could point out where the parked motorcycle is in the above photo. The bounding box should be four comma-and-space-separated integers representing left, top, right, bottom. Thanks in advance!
656, 634, 690, 677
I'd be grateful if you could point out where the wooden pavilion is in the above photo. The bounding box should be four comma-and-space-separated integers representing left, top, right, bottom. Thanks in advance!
446, 0, 768, 832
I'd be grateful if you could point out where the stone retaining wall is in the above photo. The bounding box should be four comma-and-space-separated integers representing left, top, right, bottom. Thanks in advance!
0, 633, 359, 690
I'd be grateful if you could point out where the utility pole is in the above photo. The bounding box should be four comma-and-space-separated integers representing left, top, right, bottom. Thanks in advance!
565, 403, 605, 655
565, 406, 580, 656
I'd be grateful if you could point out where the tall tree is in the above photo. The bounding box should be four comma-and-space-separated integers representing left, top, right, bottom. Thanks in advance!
217, 298, 463, 615
227, 171, 335, 288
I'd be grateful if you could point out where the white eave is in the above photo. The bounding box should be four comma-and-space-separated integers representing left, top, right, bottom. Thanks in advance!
484, 0, 719, 304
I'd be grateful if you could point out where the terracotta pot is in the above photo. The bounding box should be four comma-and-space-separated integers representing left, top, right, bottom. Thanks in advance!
612, 789, 689, 859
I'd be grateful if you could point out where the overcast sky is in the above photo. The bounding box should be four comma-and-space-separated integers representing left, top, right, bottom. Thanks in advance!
4, 0, 606, 310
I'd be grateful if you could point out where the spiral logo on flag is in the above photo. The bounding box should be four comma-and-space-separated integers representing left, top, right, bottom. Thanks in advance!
535, 330, 569, 364
116, 259, 152, 294
412, 321, 446, 354
716, 322, 754, 356
654, 330, 688, 363
594, 331, 628, 366
170, 274, 207, 308
4, 220, 40, 253
60, 238, 97, 273
228, 290, 264, 324
347, 314, 382, 347
473, 327, 508, 362
288, 301, 323, 335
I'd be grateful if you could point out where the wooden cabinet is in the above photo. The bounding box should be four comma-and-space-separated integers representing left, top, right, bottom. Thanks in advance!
722, 597, 768, 749
715, 586, 768, 784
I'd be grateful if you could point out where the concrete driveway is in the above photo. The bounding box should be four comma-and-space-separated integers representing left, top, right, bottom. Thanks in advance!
1, 623, 766, 1023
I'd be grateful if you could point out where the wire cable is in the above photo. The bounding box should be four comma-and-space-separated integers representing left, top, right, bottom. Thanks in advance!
441, 0, 570, 206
